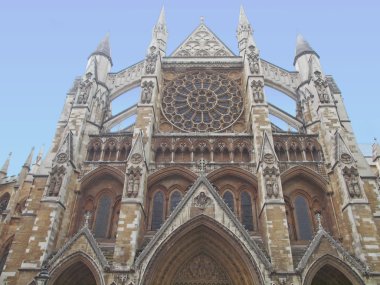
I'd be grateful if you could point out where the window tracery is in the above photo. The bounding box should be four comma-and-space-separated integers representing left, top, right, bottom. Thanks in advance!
161, 71, 243, 132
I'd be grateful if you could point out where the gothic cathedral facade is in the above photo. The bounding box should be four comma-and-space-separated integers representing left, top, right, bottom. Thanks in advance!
1, 7, 380, 285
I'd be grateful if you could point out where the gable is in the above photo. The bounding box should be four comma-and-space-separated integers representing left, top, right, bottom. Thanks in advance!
171, 24, 234, 57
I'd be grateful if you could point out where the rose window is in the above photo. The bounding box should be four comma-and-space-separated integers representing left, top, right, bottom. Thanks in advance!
161, 71, 243, 132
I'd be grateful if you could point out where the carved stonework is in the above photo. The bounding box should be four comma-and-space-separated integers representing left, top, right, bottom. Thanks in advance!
145, 46, 158, 74
251, 80, 264, 103
340, 153, 353, 164
193, 192, 212, 209
313, 71, 330, 104
141, 81, 154, 103
126, 167, 141, 198
342, 166, 362, 198
113, 273, 135, 285
56, 153, 68, 164
77, 72, 93, 104
47, 165, 66, 197
172, 24, 233, 57
247, 45, 260, 74
130, 153, 142, 164
161, 71, 243, 132
173, 254, 231, 285
263, 166, 280, 198
263, 153, 275, 164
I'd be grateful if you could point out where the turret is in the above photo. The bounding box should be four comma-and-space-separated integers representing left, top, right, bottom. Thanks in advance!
87, 34, 112, 83
0, 152, 11, 180
293, 34, 321, 82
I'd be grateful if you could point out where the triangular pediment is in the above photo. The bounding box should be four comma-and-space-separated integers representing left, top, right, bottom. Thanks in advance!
171, 23, 235, 57
295, 227, 368, 275
127, 130, 146, 164
136, 174, 272, 271
333, 131, 355, 168
47, 227, 109, 271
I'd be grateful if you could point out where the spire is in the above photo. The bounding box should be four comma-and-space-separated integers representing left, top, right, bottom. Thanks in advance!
0, 152, 12, 178
239, 5, 251, 29
237, 5, 256, 55
151, 6, 168, 54
23, 147, 35, 169
294, 34, 319, 63
90, 33, 112, 65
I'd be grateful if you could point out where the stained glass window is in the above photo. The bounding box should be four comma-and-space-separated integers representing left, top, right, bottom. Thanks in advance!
94, 194, 112, 238
151, 191, 164, 230
170, 191, 182, 213
294, 195, 313, 240
241, 191, 254, 231
223, 191, 234, 212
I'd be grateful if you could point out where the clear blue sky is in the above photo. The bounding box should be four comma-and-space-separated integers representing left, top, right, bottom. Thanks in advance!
0, 1, 379, 175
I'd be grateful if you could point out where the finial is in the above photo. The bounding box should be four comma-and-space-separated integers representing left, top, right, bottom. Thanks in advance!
158, 5, 166, 26
84, 211, 92, 228
36, 145, 44, 165
200, 16, 205, 24
239, 5, 249, 25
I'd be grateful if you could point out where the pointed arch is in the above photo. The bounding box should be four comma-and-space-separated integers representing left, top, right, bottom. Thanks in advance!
281, 165, 329, 193
147, 166, 197, 187
80, 165, 125, 188
139, 215, 264, 285
303, 254, 365, 285
0, 235, 14, 274
207, 166, 258, 188
48, 251, 105, 285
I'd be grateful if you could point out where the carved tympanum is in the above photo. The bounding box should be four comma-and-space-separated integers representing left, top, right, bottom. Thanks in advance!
194, 192, 212, 209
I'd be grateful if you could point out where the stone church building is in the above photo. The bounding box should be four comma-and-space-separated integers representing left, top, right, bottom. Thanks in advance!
1, 6, 380, 285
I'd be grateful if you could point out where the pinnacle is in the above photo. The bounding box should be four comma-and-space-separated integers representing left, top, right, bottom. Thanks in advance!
239, 5, 250, 26
157, 6, 166, 26
0, 152, 12, 175
294, 34, 319, 63
24, 147, 35, 169
90, 33, 112, 64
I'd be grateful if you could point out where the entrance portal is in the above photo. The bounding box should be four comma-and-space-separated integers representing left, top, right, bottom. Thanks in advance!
51, 261, 97, 285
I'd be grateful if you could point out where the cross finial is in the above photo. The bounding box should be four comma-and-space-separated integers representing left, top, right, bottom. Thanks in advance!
198, 158, 207, 174
315, 212, 323, 230
200, 16, 205, 24
84, 211, 91, 228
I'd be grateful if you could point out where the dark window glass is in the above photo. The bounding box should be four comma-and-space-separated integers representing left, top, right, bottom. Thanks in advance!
170, 191, 182, 213
94, 194, 112, 238
0, 194, 10, 213
0, 242, 11, 274
151, 191, 164, 230
241, 191, 254, 231
223, 191, 234, 212
295, 195, 313, 240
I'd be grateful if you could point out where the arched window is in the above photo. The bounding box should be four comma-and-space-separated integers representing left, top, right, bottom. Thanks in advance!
93, 194, 112, 238
223, 191, 234, 211
0, 193, 10, 214
170, 191, 182, 213
294, 195, 313, 240
275, 143, 287, 161
0, 240, 11, 274
241, 191, 254, 231
118, 140, 131, 161
104, 140, 118, 161
151, 191, 164, 230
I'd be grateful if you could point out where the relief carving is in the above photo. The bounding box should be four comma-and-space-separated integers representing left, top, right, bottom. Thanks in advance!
77, 72, 93, 104
247, 45, 260, 74
263, 166, 280, 198
141, 81, 154, 103
145, 46, 158, 74
193, 192, 212, 209
126, 167, 141, 198
251, 80, 264, 103
313, 71, 330, 104
47, 165, 66, 197
343, 166, 362, 198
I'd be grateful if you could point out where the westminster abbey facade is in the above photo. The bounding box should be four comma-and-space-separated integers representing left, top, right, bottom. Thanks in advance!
1, 6, 380, 285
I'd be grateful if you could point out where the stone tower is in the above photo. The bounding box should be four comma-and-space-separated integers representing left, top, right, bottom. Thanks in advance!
0, 6, 380, 285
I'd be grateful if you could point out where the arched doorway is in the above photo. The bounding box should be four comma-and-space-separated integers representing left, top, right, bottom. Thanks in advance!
48, 254, 103, 285
51, 261, 96, 285
311, 264, 352, 285
141, 216, 263, 285
304, 255, 365, 285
